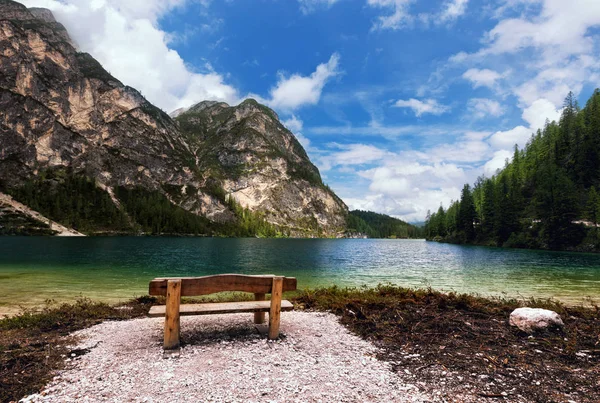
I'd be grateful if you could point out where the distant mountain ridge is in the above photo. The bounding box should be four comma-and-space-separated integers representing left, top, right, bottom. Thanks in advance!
0, 0, 347, 237
347, 210, 422, 239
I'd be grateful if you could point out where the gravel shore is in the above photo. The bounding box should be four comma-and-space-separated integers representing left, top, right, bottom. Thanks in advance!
21, 312, 428, 403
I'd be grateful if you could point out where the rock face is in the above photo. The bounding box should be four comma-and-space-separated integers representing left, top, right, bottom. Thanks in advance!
0, 0, 347, 236
174, 100, 347, 235
509, 308, 565, 334
0, 0, 194, 190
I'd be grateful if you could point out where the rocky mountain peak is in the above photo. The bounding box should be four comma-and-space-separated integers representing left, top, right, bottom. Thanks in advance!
28, 7, 57, 23
173, 97, 347, 235
187, 100, 230, 116
192, 100, 229, 110
0, 0, 31, 20
236, 98, 280, 121
170, 100, 230, 118
1, 1, 76, 48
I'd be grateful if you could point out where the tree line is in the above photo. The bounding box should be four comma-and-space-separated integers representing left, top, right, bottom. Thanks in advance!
7, 170, 131, 233
347, 210, 422, 239
425, 90, 600, 251
3, 168, 289, 237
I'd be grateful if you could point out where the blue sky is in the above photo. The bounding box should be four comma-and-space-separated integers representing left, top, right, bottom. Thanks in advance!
20, 0, 600, 221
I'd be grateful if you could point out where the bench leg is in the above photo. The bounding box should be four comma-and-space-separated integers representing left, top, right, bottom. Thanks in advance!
268, 277, 283, 340
254, 293, 266, 324
164, 279, 181, 350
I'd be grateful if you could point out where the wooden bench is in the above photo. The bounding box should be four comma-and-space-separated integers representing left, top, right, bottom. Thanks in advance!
148, 274, 297, 349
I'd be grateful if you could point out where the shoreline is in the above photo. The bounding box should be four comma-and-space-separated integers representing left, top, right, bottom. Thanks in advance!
428, 237, 600, 255
5, 229, 600, 255
2, 285, 599, 318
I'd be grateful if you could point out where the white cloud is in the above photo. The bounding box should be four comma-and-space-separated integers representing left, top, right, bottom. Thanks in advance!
484, 0, 600, 58
488, 125, 532, 150
462, 131, 492, 141
321, 101, 562, 220
393, 98, 449, 117
483, 150, 513, 176
467, 98, 505, 119
449, 51, 468, 63
319, 143, 389, 170
428, 140, 491, 163
367, 0, 414, 30
345, 194, 419, 218
309, 124, 451, 139
283, 115, 304, 133
521, 98, 561, 130
489, 97, 561, 150
439, 0, 469, 23
269, 54, 340, 111
314, 91, 559, 218
282, 115, 312, 150
326, 135, 494, 220
297, 0, 341, 14
462, 68, 505, 89
19, 0, 240, 112
332, 2, 598, 221
333, 144, 389, 165
368, 170, 412, 198
454, 0, 600, 110
513, 55, 595, 106
329, 140, 495, 220
367, 0, 469, 30
350, 159, 467, 220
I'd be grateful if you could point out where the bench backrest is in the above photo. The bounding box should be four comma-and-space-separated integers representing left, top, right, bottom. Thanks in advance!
149, 274, 297, 297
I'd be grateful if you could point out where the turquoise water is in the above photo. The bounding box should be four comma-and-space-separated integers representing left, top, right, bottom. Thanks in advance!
0, 237, 599, 309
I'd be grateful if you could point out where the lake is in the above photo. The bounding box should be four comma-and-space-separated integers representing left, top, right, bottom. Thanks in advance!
1, 237, 599, 312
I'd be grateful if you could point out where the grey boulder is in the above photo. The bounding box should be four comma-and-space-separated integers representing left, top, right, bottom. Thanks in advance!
509, 307, 564, 333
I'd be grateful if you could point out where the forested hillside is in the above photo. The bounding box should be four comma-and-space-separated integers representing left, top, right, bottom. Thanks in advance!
425, 90, 600, 252
347, 210, 422, 238
2, 168, 290, 236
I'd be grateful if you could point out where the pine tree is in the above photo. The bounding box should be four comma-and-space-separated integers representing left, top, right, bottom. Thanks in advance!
534, 165, 580, 249
586, 187, 600, 241
445, 201, 459, 235
457, 184, 476, 241
436, 205, 447, 237
481, 178, 495, 240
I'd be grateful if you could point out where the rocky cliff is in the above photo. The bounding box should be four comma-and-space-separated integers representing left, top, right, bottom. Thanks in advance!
0, 0, 347, 236
173, 100, 347, 235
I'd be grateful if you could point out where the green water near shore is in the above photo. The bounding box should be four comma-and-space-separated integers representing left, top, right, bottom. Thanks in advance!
1, 237, 599, 311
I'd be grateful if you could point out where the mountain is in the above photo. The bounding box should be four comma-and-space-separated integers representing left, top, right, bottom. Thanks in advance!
0, 0, 347, 237
425, 90, 600, 252
172, 100, 347, 234
347, 210, 422, 239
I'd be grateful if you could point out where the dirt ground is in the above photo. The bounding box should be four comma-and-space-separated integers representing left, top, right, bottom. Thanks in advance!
2, 289, 599, 403
296, 286, 600, 403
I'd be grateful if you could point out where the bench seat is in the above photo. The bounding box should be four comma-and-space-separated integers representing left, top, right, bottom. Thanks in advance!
149, 274, 297, 349
148, 300, 294, 317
